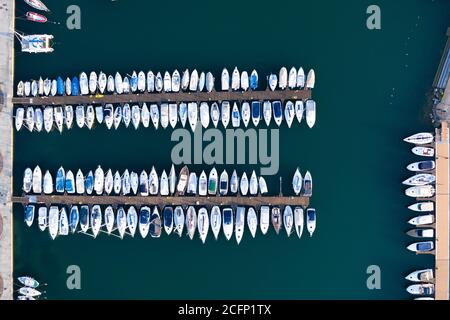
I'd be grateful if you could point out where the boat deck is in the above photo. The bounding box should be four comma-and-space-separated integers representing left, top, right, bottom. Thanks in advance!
11, 88, 312, 106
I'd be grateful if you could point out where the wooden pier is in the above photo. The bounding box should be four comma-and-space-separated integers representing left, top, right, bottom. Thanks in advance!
12, 194, 310, 208
11, 88, 312, 106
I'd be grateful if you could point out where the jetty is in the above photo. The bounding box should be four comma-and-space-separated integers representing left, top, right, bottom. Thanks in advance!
0, 0, 15, 300
12, 195, 310, 208
11, 88, 312, 106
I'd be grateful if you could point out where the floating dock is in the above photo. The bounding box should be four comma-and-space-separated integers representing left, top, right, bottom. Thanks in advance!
0, 0, 14, 301
12, 195, 310, 208
11, 88, 312, 106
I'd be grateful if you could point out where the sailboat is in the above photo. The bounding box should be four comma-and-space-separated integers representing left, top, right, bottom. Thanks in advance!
148, 166, 159, 195
179, 102, 187, 128
43, 170, 53, 194
288, 67, 297, 89
294, 207, 304, 238
15, 107, 24, 131
221, 68, 230, 91
189, 69, 199, 91
115, 72, 123, 94
186, 206, 197, 240
283, 206, 294, 236
172, 70, 181, 92
221, 101, 230, 128
137, 71, 146, 92
198, 171, 207, 196
222, 207, 233, 241
231, 67, 240, 91
94, 166, 104, 195
112, 105, 122, 129
122, 104, 131, 128
402, 174, 435, 186
292, 168, 303, 195
147, 71, 155, 92
116, 207, 127, 239
32, 165, 42, 194
219, 170, 229, 196
173, 206, 184, 237
169, 165, 177, 195
208, 168, 218, 195
230, 170, 239, 194
232, 102, 241, 127
198, 72, 205, 91
235, 207, 245, 244
127, 206, 138, 237
249, 171, 258, 195
131, 104, 141, 129
139, 206, 151, 238
104, 169, 113, 195
38, 207, 47, 231
197, 208, 209, 244
284, 101, 295, 128
130, 171, 139, 195
85, 170, 94, 195
241, 71, 249, 91
48, 206, 59, 240
160, 103, 169, 129
139, 170, 149, 196
79, 72, 89, 95
199, 102, 210, 128
130, 71, 138, 92
65, 105, 74, 129
247, 207, 258, 238
163, 71, 172, 92
259, 176, 268, 194
241, 102, 251, 127
177, 166, 189, 195
85, 105, 95, 130
107, 75, 115, 93
163, 206, 174, 235
59, 207, 69, 236
123, 76, 130, 93
295, 100, 304, 124
69, 206, 79, 234
187, 172, 198, 195
91, 205, 102, 238
98, 72, 107, 93
160, 170, 169, 196
210, 206, 221, 240
78, 205, 89, 233
305, 100, 316, 128
149, 207, 161, 238
206, 72, 214, 92
113, 171, 121, 194
250, 70, 258, 90
210, 102, 220, 128
404, 133, 434, 145
122, 169, 131, 195
279, 67, 288, 89
24, 0, 50, 12
150, 103, 159, 129
75, 105, 85, 129
181, 69, 189, 91
169, 103, 178, 128
89, 71, 97, 94
188, 102, 198, 132
240, 172, 249, 196
25, 107, 34, 132
271, 207, 282, 234
53, 106, 64, 132
268, 74, 277, 91
104, 104, 114, 129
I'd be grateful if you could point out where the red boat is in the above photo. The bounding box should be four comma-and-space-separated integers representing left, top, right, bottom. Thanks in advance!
25, 11, 47, 23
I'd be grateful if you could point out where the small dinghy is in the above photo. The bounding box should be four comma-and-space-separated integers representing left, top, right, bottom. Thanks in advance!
127, 206, 138, 237
139, 206, 151, 238
284, 101, 295, 127
43, 170, 53, 194
241, 102, 251, 127
59, 207, 69, 236
113, 171, 121, 194
259, 176, 268, 194
306, 208, 316, 236
25, 107, 34, 132
235, 207, 245, 244
85, 170, 94, 195
206, 72, 214, 92
404, 133, 434, 145
65, 170, 75, 194
197, 207, 209, 244
48, 206, 59, 240
85, 105, 95, 130
412, 146, 434, 157
43, 106, 53, 132
407, 228, 434, 238
210, 102, 220, 128
181, 69, 190, 91
405, 269, 434, 282
160, 170, 169, 196
139, 170, 149, 196
188, 102, 198, 132
198, 72, 206, 92
38, 207, 47, 231
163, 206, 174, 235
130, 171, 139, 195
268, 74, 277, 91
169, 103, 178, 128
405, 185, 435, 198
221, 68, 230, 91
172, 70, 181, 92
141, 103, 150, 128
163, 71, 172, 92
69, 206, 79, 234
187, 172, 198, 195
113, 105, 122, 129
89, 71, 97, 94
407, 161, 435, 172
306, 69, 315, 89
173, 206, 185, 237
247, 207, 258, 238
232, 102, 241, 127
32, 165, 42, 194
147, 71, 155, 92
292, 168, 303, 195
272, 101, 283, 126
199, 102, 210, 128
131, 104, 141, 129
198, 170, 208, 196
231, 67, 240, 91
260, 206, 270, 235
408, 202, 434, 212
177, 166, 189, 195
241, 71, 249, 91
116, 207, 127, 239
251, 101, 261, 127
107, 75, 115, 93
279, 67, 288, 89
79, 205, 89, 233
103, 104, 114, 129
208, 167, 218, 195
283, 206, 294, 236
115, 72, 123, 94
15, 107, 24, 131
150, 104, 159, 129
294, 207, 304, 238
130, 71, 138, 92
148, 166, 159, 195
222, 207, 233, 241
210, 206, 221, 240
186, 206, 197, 240
219, 170, 229, 196
98, 72, 107, 93
137, 71, 146, 92
122, 104, 131, 128
55, 166, 65, 193
240, 172, 249, 196
221, 101, 231, 128
249, 171, 258, 195
23, 168, 33, 193
408, 214, 434, 226
94, 166, 105, 195
272, 207, 282, 234
24, 205, 35, 227
189, 69, 199, 91
230, 170, 239, 194
149, 207, 162, 238
65, 105, 74, 129
91, 205, 102, 238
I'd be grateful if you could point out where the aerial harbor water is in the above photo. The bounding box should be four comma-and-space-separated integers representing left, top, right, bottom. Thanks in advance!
6, 0, 450, 300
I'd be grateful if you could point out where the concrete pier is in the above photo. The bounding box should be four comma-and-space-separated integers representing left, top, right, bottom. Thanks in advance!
0, 0, 15, 301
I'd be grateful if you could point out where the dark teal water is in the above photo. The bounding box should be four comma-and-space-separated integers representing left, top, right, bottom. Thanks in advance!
12, 0, 450, 299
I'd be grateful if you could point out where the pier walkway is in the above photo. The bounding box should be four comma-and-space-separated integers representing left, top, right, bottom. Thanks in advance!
11, 88, 312, 106
12, 195, 310, 208
0, 0, 14, 300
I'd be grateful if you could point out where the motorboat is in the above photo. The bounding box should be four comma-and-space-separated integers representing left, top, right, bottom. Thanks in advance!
179, 102, 187, 128
147, 71, 155, 92
24, 81, 31, 96
51, 79, 57, 96
31, 80, 38, 97
247, 207, 258, 238
259, 176, 268, 194
59, 207, 69, 236
130, 71, 138, 92
283, 206, 294, 236
18, 276, 40, 288
306, 208, 316, 237
241, 71, 249, 91
297, 67, 305, 87
292, 168, 303, 195
65, 170, 75, 194
235, 207, 245, 244
163, 71, 171, 92
148, 166, 159, 195
85, 105, 95, 130
173, 206, 184, 237
54, 106, 64, 133
197, 207, 209, 244
272, 101, 282, 126
90, 205, 102, 238
43, 78, 51, 96
131, 104, 141, 129
240, 172, 249, 195
206, 72, 214, 92
407, 161, 435, 172
222, 207, 233, 241
169, 165, 177, 195
405, 185, 435, 198
210, 102, 220, 128
107, 75, 115, 93
403, 133, 434, 145
38, 77, 44, 95
241, 102, 251, 127
279, 67, 288, 89
230, 170, 239, 194
17, 81, 24, 96
15, 107, 24, 131
23, 168, 33, 193
271, 207, 282, 234
187, 172, 198, 195
294, 207, 304, 238
32, 165, 42, 194
250, 69, 258, 90
177, 166, 189, 195
122, 169, 131, 195
305, 100, 316, 128
231, 67, 240, 90
221, 68, 230, 91
116, 207, 127, 239
149, 207, 162, 238
38, 207, 47, 231
198, 72, 205, 91
169, 103, 178, 128
104, 104, 114, 129
137, 71, 146, 92
43, 170, 53, 194
199, 102, 210, 128
75, 105, 85, 129
288, 67, 297, 89
232, 102, 241, 127
104, 169, 113, 195
85, 171, 94, 195
139, 206, 151, 238
188, 102, 198, 132
402, 174, 435, 186
43, 106, 53, 132
408, 202, 434, 212
75, 169, 84, 194
219, 170, 228, 195
24, 0, 50, 12
55, 166, 65, 193
127, 206, 138, 237
306, 69, 315, 89
260, 206, 270, 235
65, 105, 74, 129
198, 171, 207, 196
406, 284, 435, 296
113, 105, 122, 129
408, 214, 434, 226
172, 70, 181, 92
263, 101, 272, 126
150, 103, 159, 129
210, 206, 221, 240
24, 205, 35, 227
139, 170, 149, 196
160, 103, 169, 129
79, 205, 89, 233
160, 170, 169, 196
181, 69, 189, 91
189, 69, 199, 91
69, 206, 79, 234
48, 206, 59, 240
115, 72, 123, 94
89, 71, 97, 94
19, 287, 42, 297
251, 101, 261, 127
249, 171, 258, 195
94, 166, 104, 195
130, 171, 139, 195
163, 206, 174, 235
303, 171, 313, 197
25, 107, 34, 132
113, 171, 121, 194
405, 269, 434, 282
208, 167, 218, 195
284, 101, 295, 127
221, 101, 230, 128
268, 74, 277, 91
155, 72, 163, 92
186, 206, 197, 240
98, 72, 107, 93
122, 104, 131, 128
79, 72, 89, 95
406, 228, 434, 238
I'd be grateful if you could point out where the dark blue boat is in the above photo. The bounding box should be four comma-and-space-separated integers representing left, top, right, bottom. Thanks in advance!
56, 77, 64, 95
251, 101, 261, 125
149, 208, 161, 238
80, 205, 89, 232
69, 206, 79, 233
24, 205, 35, 227
71, 77, 79, 96
163, 206, 174, 235
272, 101, 282, 125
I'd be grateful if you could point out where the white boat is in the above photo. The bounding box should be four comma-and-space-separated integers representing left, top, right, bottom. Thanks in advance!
231, 67, 240, 91
30, 108, 40, 131
139, 206, 151, 238
91, 205, 102, 238
48, 206, 59, 240
155, 72, 163, 92
24, 205, 35, 227
169, 103, 178, 128
305, 100, 316, 128
235, 207, 245, 244
15, 107, 24, 131
32, 165, 42, 194
186, 206, 197, 240
249, 171, 258, 195
38, 207, 47, 231
113, 171, 121, 194
187, 172, 197, 195
221, 68, 230, 91
405, 269, 434, 282
131, 104, 141, 129
241, 71, 249, 91
104, 206, 115, 234
247, 207, 258, 238
104, 169, 113, 195
147, 71, 155, 92
19, 287, 42, 297
139, 170, 149, 196
24, 81, 31, 96
219, 170, 228, 196
189, 69, 199, 91
79, 72, 89, 95
240, 172, 249, 195
259, 177, 268, 195
403, 133, 434, 145
107, 75, 114, 93
407, 228, 434, 238
408, 202, 434, 212
407, 161, 435, 172
43, 78, 51, 96
160, 103, 169, 129
141, 103, 150, 128
221, 101, 230, 128
402, 174, 435, 186
23, 168, 33, 193
222, 207, 233, 241
173, 206, 184, 237
230, 170, 239, 194
306, 69, 315, 89
210, 206, 221, 240
65, 105, 74, 129
198, 170, 207, 196
25, 107, 34, 132
262, 101, 272, 126
98, 72, 107, 93
306, 208, 316, 237
74, 105, 85, 129
288, 67, 297, 89
206, 72, 214, 92
408, 214, 434, 226
197, 208, 209, 244
51, 79, 57, 96
79, 205, 89, 233
160, 170, 169, 196
129, 72, 136, 92
130, 171, 139, 195
188, 102, 198, 132
302, 171, 312, 197
43, 106, 53, 132
163, 206, 174, 235
271, 207, 282, 234
259, 206, 270, 235
251, 101, 261, 127
17, 276, 40, 289
292, 168, 303, 195
137, 71, 146, 92
116, 207, 127, 239
122, 169, 131, 195
169, 165, 176, 195
150, 103, 159, 129
272, 101, 283, 126
284, 101, 295, 128
17, 81, 24, 96
294, 100, 304, 124
38, 77, 44, 96
199, 102, 210, 128
94, 166, 104, 195
406, 284, 435, 296
53, 106, 64, 133
241, 102, 251, 127
121, 104, 130, 128
31, 80, 38, 97
76, 169, 85, 194
208, 168, 218, 195
210, 102, 220, 128
89, 71, 97, 94
283, 206, 294, 236
103, 104, 113, 129
163, 71, 172, 92
115, 72, 123, 94
149, 166, 159, 195
405, 185, 435, 198
172, 70, 181, 92
198, 72, 205, 92
43, 170, 53, 194
297, 67, 305, 88
85, 105, 95, 130
179, 102, 187, 128
268, 74, 277, 91
59, 207, 69, 236
294, 207, 304, 238
412, 146, 434, 157
232, 102, 241, 127
181, 69, 189, 91
177, 166, 189, 195
279, 67, 288, 89
127, 206, 138, 237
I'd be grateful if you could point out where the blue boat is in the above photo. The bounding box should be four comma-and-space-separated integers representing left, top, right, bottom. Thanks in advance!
250, 70, 258, 90
56, 77, 64, 95
272, 101, 283, 126
55, 167, 65, 193
85, 171, 94, 195
222, 207, 233, 241
65, 170, 75, 194
24, 205, 35, 227
69, 206, 79, 233
71, 77, 79, 96
130, 71, 138, 92
79, 205, 89, 233
163, 206, 174, 235
251, 101, 261, 126
139, 206, 151, 238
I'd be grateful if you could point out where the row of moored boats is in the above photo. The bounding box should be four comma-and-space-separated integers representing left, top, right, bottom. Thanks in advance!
15, 276, 44, 300
16, 67, 315, 97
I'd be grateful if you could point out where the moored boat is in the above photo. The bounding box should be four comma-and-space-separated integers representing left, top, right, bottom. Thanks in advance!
173, 206, 184, 237
163, 206, 174, 235
247, 207, 258, 238
90, 205, 102, 238
186, 206, 197, 240
139, 206, 151, 238
271, 207, 282, 234
305, 100, 316, 128
405, 185, 435, 198
235, 207, 245, 244
408, 214, 434, 226
283, 206, 294, 236
404, 133, 434, 145
408, 202, 434, 212
306, 208, 316, 237
222, 207, 233, 241
407, 161, 435, 172
197, 207, 209, 244
210, 206, 221, 240
260, 206, 270, 235
405, 269, 434, 282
